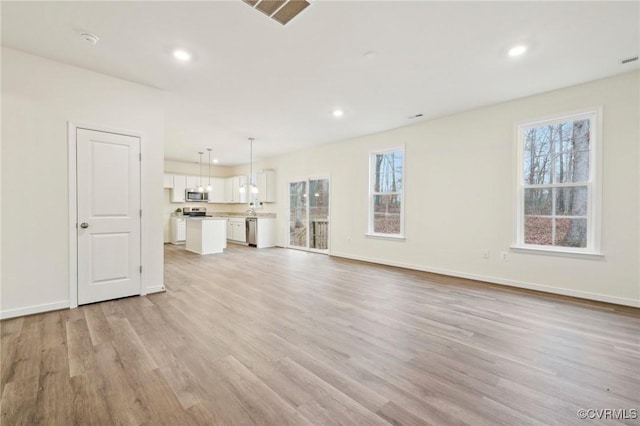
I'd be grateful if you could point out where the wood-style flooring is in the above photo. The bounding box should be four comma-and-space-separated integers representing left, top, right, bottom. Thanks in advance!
2, 243, 639, 425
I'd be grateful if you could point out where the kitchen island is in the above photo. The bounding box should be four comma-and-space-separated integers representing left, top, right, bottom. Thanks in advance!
185, 217, 227, 255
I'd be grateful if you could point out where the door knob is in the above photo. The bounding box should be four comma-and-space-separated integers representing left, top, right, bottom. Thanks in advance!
80, 222, 89, 229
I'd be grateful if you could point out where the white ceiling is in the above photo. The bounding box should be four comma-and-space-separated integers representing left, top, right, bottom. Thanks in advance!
2, 1, 638, 165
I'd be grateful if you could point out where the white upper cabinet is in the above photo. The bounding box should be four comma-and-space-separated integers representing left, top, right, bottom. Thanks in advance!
186, 175, 200, 189
207, 177, 226, 203
238, 175, 248, 203
224, 176, 248, 203
224, 178, 233, 203
171, 175, 186, 203
168, 173, 250, 204
163, 174, 174, 189
257, 171, 276, 203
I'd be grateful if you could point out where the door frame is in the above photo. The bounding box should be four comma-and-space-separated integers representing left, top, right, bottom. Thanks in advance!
68, 122, 146, 308
286, 174, 331, 254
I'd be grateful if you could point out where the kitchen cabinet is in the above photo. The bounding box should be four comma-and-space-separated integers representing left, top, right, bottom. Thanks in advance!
233, 223, 246, 242
225, 217, 275, 247
171, 174, 246, 203
238, 176, 248, 203
171, 175, 186, 203
163, 174, 174, 189
226, 220, 233, 239
224, 176, 248, 203
185, 218, 227, 255
256, 218, 276, 248
207, 177, 226, 203
224, 179, 233, 203
186, 175, 200, 189
170, 215, 186, 244
227, 217, 246, 243
257, 171, 276, 203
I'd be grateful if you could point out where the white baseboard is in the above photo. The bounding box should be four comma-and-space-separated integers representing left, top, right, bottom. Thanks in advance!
144, 285, 166, 295
330, 252, 640, 308
1, 300, 70, 320
2, 287, 166, 319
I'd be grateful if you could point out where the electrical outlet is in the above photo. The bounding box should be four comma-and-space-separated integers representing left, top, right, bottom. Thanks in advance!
500, 251, 508, 261
482, 250, 490, 259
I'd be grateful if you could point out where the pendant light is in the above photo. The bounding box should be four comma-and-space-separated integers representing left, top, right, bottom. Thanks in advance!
206, 148, 213, 192
197, 151, 204, 193
239, 138, 259, 194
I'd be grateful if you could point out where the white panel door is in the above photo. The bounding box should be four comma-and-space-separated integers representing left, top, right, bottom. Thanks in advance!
77, 128, 141, 305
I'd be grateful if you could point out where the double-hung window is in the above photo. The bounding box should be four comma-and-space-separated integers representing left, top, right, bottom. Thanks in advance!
516, 109, 601, 254
368, 147, 404, 238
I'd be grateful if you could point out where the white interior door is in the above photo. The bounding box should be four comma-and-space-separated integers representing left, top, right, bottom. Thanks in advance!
77, 128, 141, 305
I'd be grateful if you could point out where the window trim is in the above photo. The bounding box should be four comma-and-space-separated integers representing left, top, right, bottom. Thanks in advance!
367, 145, 405, 239
513, 107, 603, 256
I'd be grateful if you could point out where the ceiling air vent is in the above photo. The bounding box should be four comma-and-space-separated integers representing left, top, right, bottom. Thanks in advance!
621, 56, 638, 64
242, 0, 312, 26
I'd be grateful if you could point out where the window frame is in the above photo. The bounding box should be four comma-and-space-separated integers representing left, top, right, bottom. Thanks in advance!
513, 107, 603, 256
367, 146, 405, 239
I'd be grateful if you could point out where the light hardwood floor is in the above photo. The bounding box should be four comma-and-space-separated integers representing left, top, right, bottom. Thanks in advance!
2, 243, 639, 425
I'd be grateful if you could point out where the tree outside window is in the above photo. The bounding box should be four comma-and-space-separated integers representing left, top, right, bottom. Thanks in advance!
518, 110, 599, 252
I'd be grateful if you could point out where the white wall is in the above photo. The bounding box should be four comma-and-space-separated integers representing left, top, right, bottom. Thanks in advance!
2, 46, 635, 313
1, 48, 165, 318
269, 71, 640, 306
165, 159, 235, 178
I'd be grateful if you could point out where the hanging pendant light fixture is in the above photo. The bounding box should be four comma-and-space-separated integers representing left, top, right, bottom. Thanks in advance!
239, 137, 258, 195
206, 148, 213, 192
197, 151, 204, 193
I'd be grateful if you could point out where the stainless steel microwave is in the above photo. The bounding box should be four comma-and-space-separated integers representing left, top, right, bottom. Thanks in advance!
185, 189, 208, 202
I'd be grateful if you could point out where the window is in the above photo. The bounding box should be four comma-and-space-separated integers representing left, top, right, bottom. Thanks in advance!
516, 109, 601, 254
369, 147, 404, 237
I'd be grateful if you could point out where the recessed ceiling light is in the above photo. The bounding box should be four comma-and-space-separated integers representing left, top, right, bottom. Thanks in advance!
80, 33, 99, 45
363, 51, 376, 58
173, 49, 192, 62
508, 45, 527, 57
213, 158, 219, 164
332, 109, 344, 118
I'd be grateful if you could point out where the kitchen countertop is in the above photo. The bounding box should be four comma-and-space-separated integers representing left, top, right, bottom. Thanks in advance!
206, 212, 276, 218
173, 212, 276, 218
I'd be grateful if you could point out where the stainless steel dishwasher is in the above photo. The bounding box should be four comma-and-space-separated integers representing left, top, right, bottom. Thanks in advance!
246, 218, 257, 247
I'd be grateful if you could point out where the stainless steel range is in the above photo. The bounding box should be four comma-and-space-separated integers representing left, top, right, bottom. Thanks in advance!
183, 207, 207, 217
